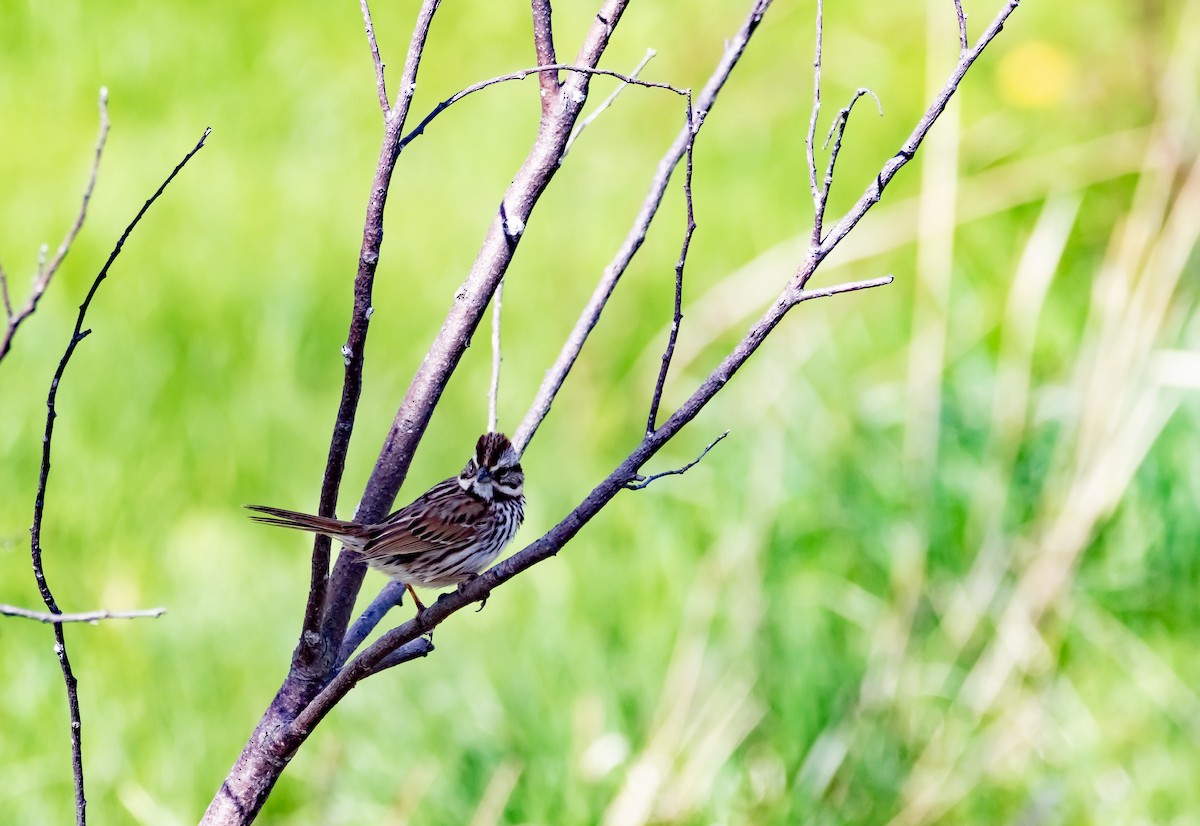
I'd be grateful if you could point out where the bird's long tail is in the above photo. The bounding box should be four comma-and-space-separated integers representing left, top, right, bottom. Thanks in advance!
245, 504, 369, 543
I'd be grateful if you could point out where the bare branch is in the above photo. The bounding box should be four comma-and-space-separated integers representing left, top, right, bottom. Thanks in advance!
489, 277, 504, 434
0, 88, 110, 366
1, 604, 166, 624
813, 88, 883, 244
646, 95, 696, 437
299, 0, 443, 674
531, 0, 560, 102
360, 0, 389, 113
804, 0, 1021, 287
806, 0, 824, 237
393, 0, 442, 121
791, 274, 895, 305
32, 126, 209, 826
954, 0, 969, 54
514, 0, 775, 455
397, 63, 686, 156
625, 430, 728, 490
564, 48, 656, 157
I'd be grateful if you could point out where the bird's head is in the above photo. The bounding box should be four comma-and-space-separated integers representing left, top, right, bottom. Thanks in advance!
458, 432, 524, 501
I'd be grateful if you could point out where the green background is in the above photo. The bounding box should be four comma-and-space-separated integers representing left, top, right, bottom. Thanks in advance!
2, 0, 1198, 823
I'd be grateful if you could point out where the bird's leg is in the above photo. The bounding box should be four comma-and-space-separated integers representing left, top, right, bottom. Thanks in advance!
405, 583, 426, 613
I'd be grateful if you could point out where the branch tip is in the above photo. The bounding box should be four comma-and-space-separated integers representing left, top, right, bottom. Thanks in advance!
626, 430, 729, 490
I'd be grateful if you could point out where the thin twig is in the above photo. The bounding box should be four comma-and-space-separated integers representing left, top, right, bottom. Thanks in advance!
625, 430, 728, 490
646, 93, 696, 437
360, 0, 390, 113
397, 63, 687, 156
954, 0, 970, 54
514, 0, 775, 455
531, 0, 560, 103
790, 274, 895, 305
0, 88, 110, 366
564, 48, 657, 157
806, 0, 824, 242
1, 604, 166, 624
489, 277, 504, 434
813, 88, 883, 244
32, 126, 209, 826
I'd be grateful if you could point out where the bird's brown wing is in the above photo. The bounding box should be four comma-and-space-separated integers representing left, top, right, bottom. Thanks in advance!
358, 477, 489, 562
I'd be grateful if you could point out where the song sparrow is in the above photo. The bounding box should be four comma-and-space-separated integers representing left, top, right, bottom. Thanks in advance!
247, 432, 525, 610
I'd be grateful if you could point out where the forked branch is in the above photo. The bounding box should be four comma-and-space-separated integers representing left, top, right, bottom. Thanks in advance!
207, 0, 1019, 821
0, 88, 110, 366
646, 94, 696, 437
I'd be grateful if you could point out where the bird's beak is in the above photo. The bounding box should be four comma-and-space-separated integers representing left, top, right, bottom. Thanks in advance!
476, 467, 492, 483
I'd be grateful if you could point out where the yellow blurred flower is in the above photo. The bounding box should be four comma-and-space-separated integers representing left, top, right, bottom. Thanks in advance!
996, 40, 1078, 108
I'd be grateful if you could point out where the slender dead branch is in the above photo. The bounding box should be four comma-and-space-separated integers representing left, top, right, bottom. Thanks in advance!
31, 126, 209, 826
0, 88, 110, 366
514, 0, 775, 455
298, 0, 442, 676
531, 0, 560, 102
397, 63, 686, 156
802, 0, 1021, 287
806, 0, 824, 240
1, 604, 166, 624
814, 88, 883, 244
954, 0, 969, 54
489, 277, 504, 434
646, 94, 696, 437
360, 0, 389, 113
626, 430, 728, 490
564, 48, 656, 157
791, 274, 895, 305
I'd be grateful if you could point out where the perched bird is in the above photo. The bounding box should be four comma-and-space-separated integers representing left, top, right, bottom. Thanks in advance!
247, 432, 525, 610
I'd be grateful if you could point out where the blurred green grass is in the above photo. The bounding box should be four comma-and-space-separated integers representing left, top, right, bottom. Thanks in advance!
2, 0, 1198, 824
